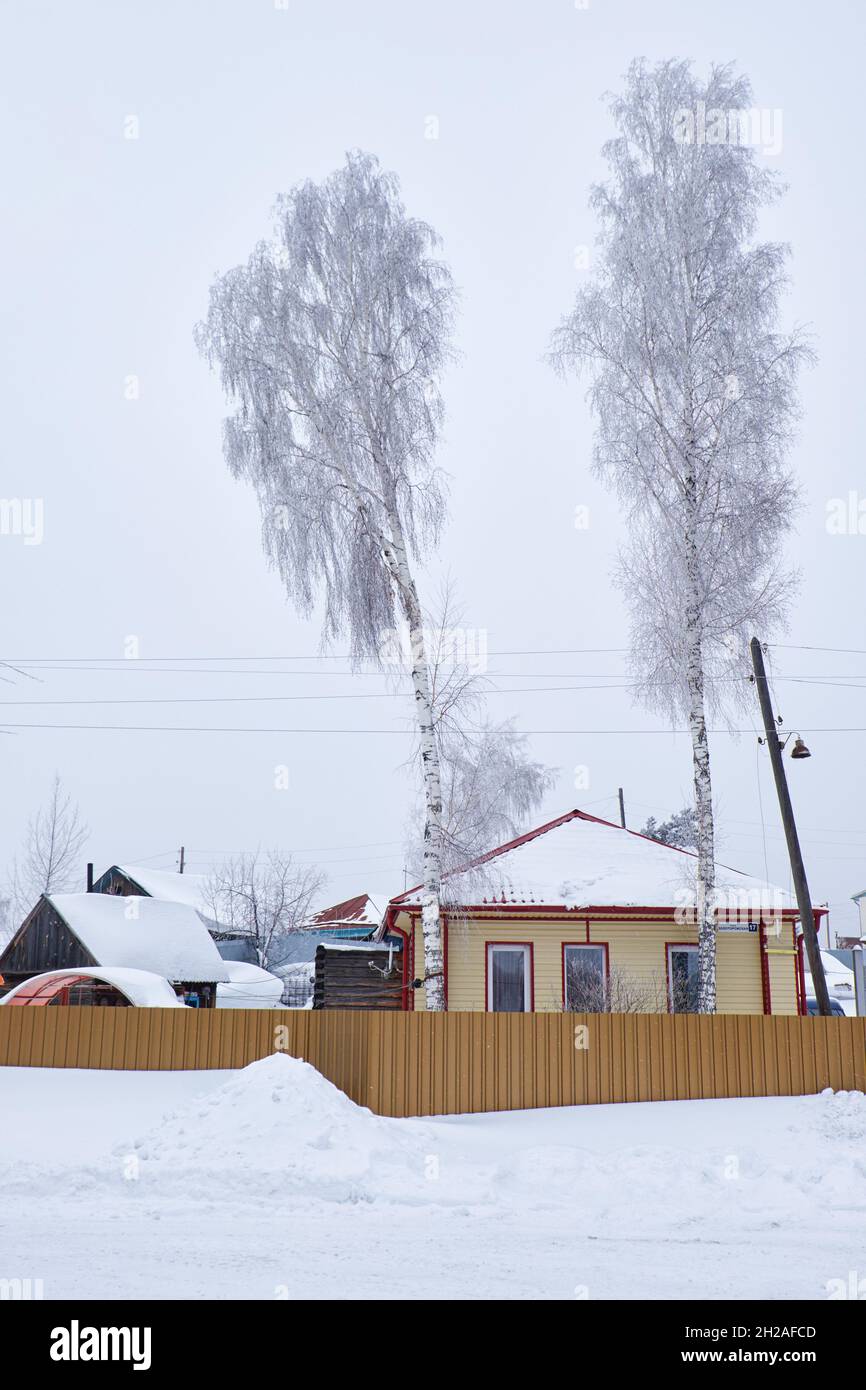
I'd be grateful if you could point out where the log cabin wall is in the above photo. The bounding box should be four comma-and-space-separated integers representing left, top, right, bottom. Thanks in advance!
313, 944, 404, 1010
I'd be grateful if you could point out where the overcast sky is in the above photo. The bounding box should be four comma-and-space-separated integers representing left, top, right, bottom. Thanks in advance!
1, 0, 864, 935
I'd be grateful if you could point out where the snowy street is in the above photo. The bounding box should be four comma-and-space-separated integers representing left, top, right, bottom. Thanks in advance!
2, 1056, 864, 1301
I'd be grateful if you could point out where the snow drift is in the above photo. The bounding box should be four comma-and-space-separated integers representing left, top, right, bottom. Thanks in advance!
3, 1063, 866, 1299
115, 1053, 445, 1205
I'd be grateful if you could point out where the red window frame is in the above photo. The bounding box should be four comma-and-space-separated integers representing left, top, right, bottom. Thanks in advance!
484, 941, 534, 1012
560, 941, 610, 1010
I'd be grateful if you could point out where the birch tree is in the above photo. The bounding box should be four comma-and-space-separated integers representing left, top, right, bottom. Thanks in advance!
406, 718, 555, 886
549, 61, 811, 1011
8, 773, 89, 922
402, 588, 555, 888
196, 152, 455, 1007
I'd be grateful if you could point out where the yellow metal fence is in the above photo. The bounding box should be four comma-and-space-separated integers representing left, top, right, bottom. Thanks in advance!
1, 1006, 864, 1117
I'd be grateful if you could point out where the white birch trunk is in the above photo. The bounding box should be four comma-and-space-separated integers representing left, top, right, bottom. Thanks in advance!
684, 528, 717, 1014
381, 522, 446, 1011
330, 451, 446, 1010
687, 654, 717, 1013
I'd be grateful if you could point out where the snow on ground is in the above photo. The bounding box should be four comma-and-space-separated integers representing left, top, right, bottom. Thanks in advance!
2, 1056, 865, 1300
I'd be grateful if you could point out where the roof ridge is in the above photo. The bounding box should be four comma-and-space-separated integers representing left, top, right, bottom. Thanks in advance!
391, 809, 600, 905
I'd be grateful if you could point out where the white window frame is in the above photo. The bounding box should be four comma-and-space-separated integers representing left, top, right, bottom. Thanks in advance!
486, 943, 532, 1013
563, 943, 608, 1012
667, 943, 700, 1013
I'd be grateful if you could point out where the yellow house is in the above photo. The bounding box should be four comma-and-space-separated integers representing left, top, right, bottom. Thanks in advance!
378, 810, 821, 1015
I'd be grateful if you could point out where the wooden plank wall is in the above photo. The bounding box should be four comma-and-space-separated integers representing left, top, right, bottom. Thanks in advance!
313, 944, 404, 1009
1, 1008, 864, 1117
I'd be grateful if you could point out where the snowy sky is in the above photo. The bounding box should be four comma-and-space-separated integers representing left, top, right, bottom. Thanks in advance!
1, 0, 864, 936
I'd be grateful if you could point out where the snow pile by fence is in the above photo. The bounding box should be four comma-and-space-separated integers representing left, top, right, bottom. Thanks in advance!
816, 1087, 866, 1142
116, 1053, 445, 1205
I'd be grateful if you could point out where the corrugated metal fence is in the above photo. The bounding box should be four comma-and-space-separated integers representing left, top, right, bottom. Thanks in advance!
1, 1007, 864, 1116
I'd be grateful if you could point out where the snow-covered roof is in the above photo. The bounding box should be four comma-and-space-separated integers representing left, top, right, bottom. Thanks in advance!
217, 961, 284, 1006
306, 893, 384, 930
320, 940, 400, 953
388, 810, 800, 915
0, 966, 184, 1008
221, 961, 282, 986
111, 866, 214, 917
47, 893, 231, 983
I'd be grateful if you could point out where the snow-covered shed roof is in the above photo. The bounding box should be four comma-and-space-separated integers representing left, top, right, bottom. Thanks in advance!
387, 809, 800, 916
0, 966, 185, 1008
47, 893, 231, 983
109, 865, 214, 916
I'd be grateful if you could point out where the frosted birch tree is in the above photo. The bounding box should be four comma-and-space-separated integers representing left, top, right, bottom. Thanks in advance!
196, 152, 455, 1007
402, 588, 555, 888
550, 61, 811, 1011
406, 718, 555, 886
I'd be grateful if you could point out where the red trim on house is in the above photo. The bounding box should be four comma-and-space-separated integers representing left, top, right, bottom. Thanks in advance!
759, 921, 772, 1015
561, 939, 610, 1010
663, 941, 698, 1013
385, 920, 411, 1012
384, 901, 805, 924
796, 931, 807, 1016
484, 940, 534, 1012
379, 904, 413, 1010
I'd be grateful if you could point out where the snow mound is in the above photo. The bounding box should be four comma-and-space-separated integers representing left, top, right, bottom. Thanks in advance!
816, 1087, 866, 1142
116, 1053, 441, 1206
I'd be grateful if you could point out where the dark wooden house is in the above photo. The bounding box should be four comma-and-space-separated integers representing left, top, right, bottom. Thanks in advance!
0, 892, 230, 1003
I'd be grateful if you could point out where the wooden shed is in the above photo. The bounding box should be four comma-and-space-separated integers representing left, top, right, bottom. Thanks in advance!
313, 940, 404, 1010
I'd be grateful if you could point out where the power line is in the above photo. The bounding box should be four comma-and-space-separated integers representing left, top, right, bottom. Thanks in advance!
773, 643, 866, 656
0, 647, 630, 664
3, 675, 865, 709
0, 683, 639, 708
3, 721, 866, 735
3, 639, 866, 669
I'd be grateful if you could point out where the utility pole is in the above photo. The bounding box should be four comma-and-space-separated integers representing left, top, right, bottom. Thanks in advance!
618, 788, 626, 829
749, 637, 831, 1016
179, 846, 185, 875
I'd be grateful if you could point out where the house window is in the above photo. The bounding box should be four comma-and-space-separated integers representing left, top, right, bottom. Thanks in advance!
486, 943, 532, 1012
667, 944, 700, 1013
563, 944, 607, 1012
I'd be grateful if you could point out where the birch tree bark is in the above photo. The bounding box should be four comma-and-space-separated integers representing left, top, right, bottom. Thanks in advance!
380, 527, 445, 1009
